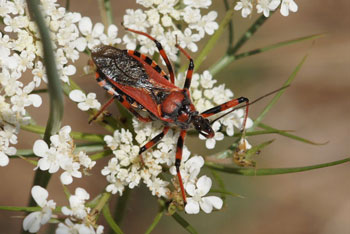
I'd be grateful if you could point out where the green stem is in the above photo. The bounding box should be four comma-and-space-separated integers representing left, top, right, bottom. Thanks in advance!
172, 212, 198, 234
114, 188, 131, 225
0, 206, 41, 212
145, 206, 164, 234
206, 157, 350, 176
92, 192, 111, 219
90, 150, 113, 161
98, 0, 114, 28
26, 0, 64, 206
252, 54, 308, 130
103, 204, 124, 234
223, 0, 234, 48
209, 14, 270, 76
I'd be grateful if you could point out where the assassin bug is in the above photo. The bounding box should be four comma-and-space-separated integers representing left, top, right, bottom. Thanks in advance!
90, 26, 250, 204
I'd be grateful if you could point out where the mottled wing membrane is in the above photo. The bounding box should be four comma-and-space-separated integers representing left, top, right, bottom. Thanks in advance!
92, 46, 156, 90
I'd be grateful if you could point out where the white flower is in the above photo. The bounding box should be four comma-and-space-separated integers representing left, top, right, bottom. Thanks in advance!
185, 176, 223, 214
33, 140, 61, 173
184, 0, 212, 8
77, 17, 104, 51
100, 24, 121, 45
221, 109, 253, 136
146, 177, 170, 198
50, 125, 72, 151
146, 9, 160, 26
60, 159, 82, 185
199, 121, 224, 149
257, 0, 281, 17
106, 175, 125, 195
178, 28, 201, 52
190, 11, 218, 37
182, 7, 201, 24
69, 89, 101, 111
23, 186, 56, 233
123, 9, 149, 31
234, 0, 253, 18
280, 0, 298, 16
200, 70, 216, 89
56, 218, 104, 234
62, 187, 90, 219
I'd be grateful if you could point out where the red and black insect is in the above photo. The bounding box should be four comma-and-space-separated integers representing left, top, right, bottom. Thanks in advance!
91, 27, 249, 204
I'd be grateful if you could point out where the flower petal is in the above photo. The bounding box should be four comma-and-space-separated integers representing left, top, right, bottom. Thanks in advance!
69, 90, 86, 102
31, 186, 48, 207
79, 17, 92, 35
33, 140, 48, 157
23, 211, 41, 233
185, 198, 200, 214
60, 172, 73, 185
204, 196, 223, 210
196, 175, 212, 196
199, 199, 213, 213
0, 152, 9, 166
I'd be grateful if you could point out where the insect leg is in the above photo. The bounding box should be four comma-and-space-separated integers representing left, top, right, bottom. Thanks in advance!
139, 126, 170, 163
89, 96, 115, 124
175, 130, 187, 204
201, 97, 250, 137
175, 44, 194, 91
122, 25, 175, 84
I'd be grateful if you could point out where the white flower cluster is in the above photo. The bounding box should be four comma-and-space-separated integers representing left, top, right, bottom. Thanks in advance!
235, 0, 298, 18
0, 0, 121, 167
102, 118, 223, 213
33, 126, 96, 185
123, 0, 219, 60
59, 188, 104, 234
23, 186, 103, 234
176, 70, 253, 149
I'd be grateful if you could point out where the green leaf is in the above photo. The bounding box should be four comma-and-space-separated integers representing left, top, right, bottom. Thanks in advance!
206, 157, 350, 176
244, 139, 274, 160
252, 54, 308, 130
210, 170, 227, 201
209, 14, 271, 76
210, 189, 244, 199
233, 34, 324, 61
172, 212, 198, 234
102, 204, 124, 234
0, 206, 41, 212
258, 123, 328, 145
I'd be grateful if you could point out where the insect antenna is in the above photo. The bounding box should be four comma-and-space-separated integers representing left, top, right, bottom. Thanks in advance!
210, 85, 290, 124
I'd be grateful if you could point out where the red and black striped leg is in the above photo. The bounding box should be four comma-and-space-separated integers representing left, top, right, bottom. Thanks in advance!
201, 97, 250, 135
123, 25, 175, 84
139, 126, 170, 164
175, 130, 187, 205
175, 44, 194, 92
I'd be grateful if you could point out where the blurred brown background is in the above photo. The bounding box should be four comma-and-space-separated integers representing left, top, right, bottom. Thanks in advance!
1, 0, 349, 233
